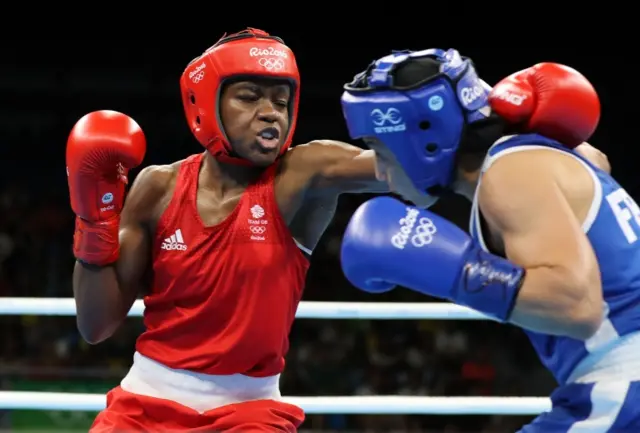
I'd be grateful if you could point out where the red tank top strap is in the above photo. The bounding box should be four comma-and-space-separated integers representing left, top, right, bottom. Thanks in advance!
253, 163, 279, 196
156, 153, 203, 233
236, 162, 302, 251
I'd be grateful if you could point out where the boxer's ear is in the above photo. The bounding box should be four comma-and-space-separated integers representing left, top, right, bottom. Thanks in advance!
460, 111, 508, 156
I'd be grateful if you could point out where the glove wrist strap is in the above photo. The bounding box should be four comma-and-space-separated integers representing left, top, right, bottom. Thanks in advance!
453, 248, 525, 322
73, 216, 120, 266
77, 259, 115, 271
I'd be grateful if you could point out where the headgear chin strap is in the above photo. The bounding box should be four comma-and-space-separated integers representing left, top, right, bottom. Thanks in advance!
342, 48, 491, 194
180, 28, 300, 166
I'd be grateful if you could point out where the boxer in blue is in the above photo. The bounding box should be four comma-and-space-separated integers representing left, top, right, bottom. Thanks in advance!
339, 49, 640, 432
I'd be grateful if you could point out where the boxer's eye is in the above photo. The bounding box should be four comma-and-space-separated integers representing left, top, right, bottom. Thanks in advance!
238, 94, 259, 102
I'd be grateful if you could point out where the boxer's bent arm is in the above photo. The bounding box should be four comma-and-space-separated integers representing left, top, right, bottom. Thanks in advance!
294, 140, 388, 194
73, 166, 167, 344
479, 153, 603, 340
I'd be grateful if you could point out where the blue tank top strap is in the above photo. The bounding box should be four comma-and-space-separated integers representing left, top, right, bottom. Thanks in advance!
486, 134, 604, 174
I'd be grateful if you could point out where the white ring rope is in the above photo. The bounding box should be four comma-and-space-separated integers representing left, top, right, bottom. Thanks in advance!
0, 391, 550, 415
2, 298, 535, 417
0, 297, 490, 320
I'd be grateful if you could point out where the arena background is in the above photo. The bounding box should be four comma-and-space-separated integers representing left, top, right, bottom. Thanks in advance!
0, 23, 633, 432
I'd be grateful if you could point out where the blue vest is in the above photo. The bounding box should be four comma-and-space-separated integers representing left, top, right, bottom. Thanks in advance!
470, 134, 640, 384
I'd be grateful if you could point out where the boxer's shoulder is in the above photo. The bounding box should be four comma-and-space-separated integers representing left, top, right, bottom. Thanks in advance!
575, 143, 611, 174
123, 161, 180, 224
483, 143, 590, 183
479, 150, 557, 208
478, 147, 595, 227
132, 162, 179, 196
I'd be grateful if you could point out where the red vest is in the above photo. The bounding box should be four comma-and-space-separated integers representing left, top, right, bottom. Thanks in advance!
136, 153, 309, 377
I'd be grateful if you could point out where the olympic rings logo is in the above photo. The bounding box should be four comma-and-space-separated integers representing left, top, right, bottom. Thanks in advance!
410, 217, 437, 247
258, 57, 284, 72
392, 208, 438, 250
191, 71, 205, 83
250, 226, 266, 234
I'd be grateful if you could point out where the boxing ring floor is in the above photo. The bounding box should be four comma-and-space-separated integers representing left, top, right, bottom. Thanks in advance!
0, 298, 551, 415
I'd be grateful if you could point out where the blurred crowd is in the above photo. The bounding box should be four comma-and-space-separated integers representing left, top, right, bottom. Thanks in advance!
0, 183, 556, 432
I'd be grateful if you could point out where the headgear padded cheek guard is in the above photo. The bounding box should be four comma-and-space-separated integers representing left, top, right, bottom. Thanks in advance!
180, 28, 300, 166
341, 49, 491, 195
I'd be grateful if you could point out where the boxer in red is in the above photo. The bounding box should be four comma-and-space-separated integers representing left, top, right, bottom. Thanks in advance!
67, 29, 390, 432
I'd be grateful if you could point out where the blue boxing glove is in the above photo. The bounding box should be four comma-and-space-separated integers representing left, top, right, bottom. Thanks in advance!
340, 196, 525, 322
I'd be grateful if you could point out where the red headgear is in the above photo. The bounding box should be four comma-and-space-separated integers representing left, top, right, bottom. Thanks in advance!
180, 28, 300, 165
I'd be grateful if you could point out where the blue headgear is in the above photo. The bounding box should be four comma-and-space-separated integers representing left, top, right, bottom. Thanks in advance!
342, 48, 492, 194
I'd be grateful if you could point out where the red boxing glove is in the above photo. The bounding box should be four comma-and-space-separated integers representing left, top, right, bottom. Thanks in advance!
66, 110, 146, 265
488, 63, 600, 148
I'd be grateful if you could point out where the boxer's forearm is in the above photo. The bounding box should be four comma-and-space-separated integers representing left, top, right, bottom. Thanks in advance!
73, 262, 132, 344
509, 266, 603, 340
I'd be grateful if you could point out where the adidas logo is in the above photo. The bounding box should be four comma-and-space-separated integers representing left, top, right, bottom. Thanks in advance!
161, 229, 187, 251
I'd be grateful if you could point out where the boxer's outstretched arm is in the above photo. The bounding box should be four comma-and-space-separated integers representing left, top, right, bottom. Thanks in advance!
284, 140, 386, 252
479, 152, 603, 340
73, 166, 167, 344
294, 140, 388, 194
